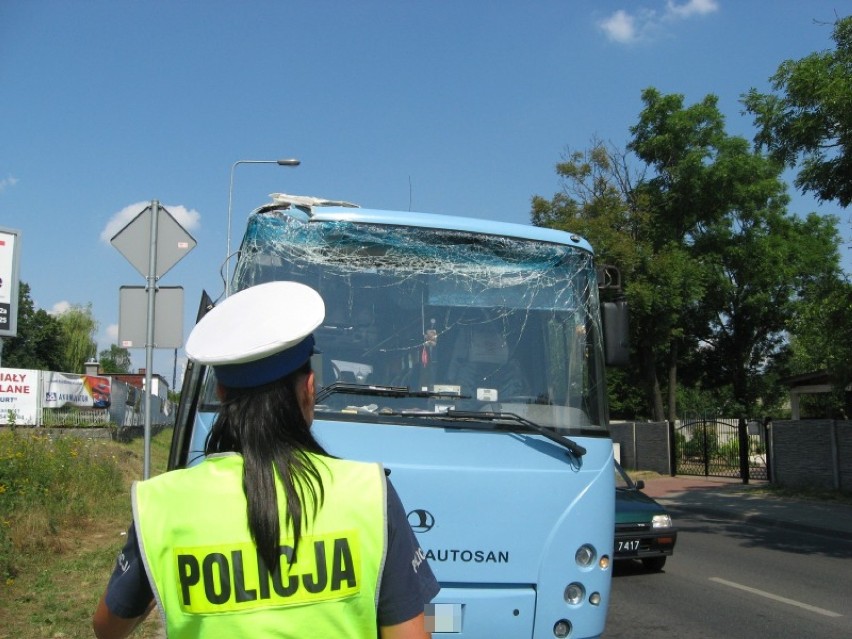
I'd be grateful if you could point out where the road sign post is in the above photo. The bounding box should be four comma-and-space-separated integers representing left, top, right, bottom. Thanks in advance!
111, 201, 195, 478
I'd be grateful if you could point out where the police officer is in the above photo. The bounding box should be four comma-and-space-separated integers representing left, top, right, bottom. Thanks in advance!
93, 281, 440, 638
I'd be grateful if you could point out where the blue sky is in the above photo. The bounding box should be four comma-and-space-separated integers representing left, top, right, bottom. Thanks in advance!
2, 0, 849, 382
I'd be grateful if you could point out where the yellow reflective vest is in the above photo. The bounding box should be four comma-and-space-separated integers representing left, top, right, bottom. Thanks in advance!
133, 452, 387, 638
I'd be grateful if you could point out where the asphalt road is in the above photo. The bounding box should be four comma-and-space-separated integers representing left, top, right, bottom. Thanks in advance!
604, 508, 852, 638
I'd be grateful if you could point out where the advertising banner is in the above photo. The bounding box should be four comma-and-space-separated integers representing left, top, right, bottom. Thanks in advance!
0, 367, 39, 425
0, 227, 22, 337
43, 372, 112, 409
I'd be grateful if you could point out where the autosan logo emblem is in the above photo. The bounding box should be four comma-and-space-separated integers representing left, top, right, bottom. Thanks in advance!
407, 509, 435, 533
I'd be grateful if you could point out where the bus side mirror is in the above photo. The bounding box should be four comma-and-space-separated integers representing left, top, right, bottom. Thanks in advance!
602, 300, 629, 367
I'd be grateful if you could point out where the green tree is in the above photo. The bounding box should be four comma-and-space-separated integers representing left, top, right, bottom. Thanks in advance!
691, 206, 841, 414
787, 274, 852, 415
627, 89, 745, 421
743, 16, 852, 207
56, 304, 98, 373
532, 89, 846, 420
0, 282, 63, 370
98, 344, 132, 374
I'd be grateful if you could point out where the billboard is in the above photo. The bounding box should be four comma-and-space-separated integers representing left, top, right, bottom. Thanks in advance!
43, 372, 112, 409
0, 227, 22, 338
0, 367, 38, 424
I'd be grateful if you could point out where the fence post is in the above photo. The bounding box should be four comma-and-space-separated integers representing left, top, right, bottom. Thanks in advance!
738, 417, 749, 484
766, 418, 775, 484
763, 417, 772, 484
37, 370, 45, 427
830, 419, 841, 491
668, 420, 677, 477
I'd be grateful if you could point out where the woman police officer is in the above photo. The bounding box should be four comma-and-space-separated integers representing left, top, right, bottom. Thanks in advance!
93, 281, 439, 638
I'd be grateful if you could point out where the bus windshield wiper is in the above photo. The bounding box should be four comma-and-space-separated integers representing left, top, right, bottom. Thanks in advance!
315, 382, 470, 404
440, 409, 587, 458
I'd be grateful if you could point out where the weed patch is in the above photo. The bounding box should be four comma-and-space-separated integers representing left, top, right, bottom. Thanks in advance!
0, 428, 171, 639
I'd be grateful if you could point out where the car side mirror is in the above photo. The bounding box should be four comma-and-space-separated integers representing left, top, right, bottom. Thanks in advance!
634, 479, 645, 490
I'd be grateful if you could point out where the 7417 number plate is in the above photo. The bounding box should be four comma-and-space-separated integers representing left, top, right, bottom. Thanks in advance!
617, 539, 640, 553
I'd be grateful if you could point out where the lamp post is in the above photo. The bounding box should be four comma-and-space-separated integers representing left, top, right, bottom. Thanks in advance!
226, 158, 300, 296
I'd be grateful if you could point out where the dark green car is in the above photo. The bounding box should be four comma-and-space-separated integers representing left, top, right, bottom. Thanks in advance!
614, 462, 677, 571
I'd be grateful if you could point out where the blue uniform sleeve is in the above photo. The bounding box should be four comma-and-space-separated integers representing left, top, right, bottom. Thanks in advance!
378, 480, 441, 627
103, 523, 154, 618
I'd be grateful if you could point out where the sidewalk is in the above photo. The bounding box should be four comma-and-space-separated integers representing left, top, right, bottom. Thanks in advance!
640, 475, 852, 538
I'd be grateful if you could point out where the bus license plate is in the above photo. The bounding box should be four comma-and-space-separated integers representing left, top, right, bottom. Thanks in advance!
427, 603, 463, 633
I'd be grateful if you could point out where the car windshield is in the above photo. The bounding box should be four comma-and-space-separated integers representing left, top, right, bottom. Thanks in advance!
214, 210, 609, 434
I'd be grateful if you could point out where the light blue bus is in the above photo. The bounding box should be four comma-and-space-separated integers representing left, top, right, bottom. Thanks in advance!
169, 193, 625, 638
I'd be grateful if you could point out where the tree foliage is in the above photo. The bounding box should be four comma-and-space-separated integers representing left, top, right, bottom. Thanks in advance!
788, 275, 852, 416
0, 282, 63, 371
98, 344, 132, 374
55, 304, 98, 374
743, 16, 852, 207
532, 89, 845, 420
692, 208, 841, 414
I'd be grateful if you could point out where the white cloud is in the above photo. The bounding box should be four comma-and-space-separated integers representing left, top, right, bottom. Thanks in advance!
0, 175, 19, 193
100, 201, 201, 245
94, 325, 120, 357
599, 10, 638, 44
164, 204, 202, 234
599, 0, 719, 43
665, 0, 719, 20
50, 300, 71, 315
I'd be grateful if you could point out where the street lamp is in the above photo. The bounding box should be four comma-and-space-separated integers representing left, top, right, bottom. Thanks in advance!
225, 158, 301, 296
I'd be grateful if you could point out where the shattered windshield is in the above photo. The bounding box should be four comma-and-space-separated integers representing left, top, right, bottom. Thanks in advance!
228, 210, 608, 433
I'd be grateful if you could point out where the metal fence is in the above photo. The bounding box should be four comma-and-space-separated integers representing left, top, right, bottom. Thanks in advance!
36, 379, 173, 429
41, 408, 112, 426
611, 417, 769, 482
673, 417, 768, 481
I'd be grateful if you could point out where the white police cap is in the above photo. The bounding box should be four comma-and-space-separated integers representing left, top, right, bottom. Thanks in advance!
185, 281, 325, 388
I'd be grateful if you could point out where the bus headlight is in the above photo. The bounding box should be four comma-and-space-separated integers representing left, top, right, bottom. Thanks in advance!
553, 619, 572, 637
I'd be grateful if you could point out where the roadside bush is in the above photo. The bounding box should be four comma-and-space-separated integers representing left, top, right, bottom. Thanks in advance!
673, 431, 687, 453
0, 431, 123, 581
717, 439, 740, 460
680, 423, 719, 460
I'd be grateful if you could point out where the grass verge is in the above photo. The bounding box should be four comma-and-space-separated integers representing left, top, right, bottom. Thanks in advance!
750, 482, 852, 506
0, 428, 172, 639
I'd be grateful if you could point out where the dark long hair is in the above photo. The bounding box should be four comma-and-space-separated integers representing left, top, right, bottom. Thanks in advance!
205, 361, 328, 572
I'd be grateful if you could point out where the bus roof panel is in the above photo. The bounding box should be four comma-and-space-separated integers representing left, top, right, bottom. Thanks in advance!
315, 207, 594, 253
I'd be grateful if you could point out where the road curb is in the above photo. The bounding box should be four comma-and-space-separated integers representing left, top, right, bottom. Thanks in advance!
658, 499, 846, 539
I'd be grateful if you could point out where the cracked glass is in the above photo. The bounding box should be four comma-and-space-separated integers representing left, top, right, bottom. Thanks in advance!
224, 209, 609, 433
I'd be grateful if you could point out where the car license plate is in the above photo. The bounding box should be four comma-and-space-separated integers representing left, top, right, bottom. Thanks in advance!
617, 539, 640, 553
